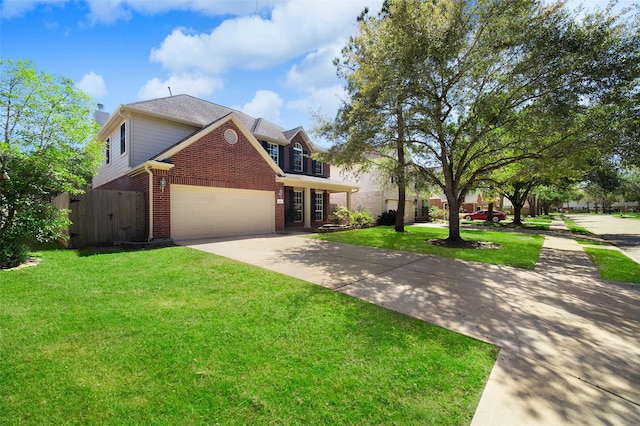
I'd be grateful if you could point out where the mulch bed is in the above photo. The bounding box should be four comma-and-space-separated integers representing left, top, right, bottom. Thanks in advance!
426, 239, 502, 249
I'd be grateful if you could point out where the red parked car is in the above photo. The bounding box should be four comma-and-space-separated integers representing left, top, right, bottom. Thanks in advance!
462, 210, 507, 223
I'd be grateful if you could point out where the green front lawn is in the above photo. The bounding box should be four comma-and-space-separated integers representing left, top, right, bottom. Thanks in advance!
563, 219, 593, 235
312, 226, 544, 269
1, 246, 497, 425
524, 218, 552, 224
619, 212, 640, 219
583, 247, 640, 284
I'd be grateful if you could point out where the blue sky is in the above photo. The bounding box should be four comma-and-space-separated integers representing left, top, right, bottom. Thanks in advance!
0, 0, 629, 147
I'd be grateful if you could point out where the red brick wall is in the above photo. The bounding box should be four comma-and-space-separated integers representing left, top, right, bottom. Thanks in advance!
169, 122, 276, 192
429, 198, 445, 209
275, 182, 285, 232
153, 169, 170, 239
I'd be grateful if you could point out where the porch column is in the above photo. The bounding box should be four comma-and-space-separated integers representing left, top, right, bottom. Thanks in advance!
346, 190, 352, 211
304, 187, 311, 229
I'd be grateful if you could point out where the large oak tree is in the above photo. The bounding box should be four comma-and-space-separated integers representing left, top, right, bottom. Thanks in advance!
320, 0, 639, 243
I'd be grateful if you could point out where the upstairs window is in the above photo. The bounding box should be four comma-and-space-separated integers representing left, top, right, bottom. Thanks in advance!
315, 161, 323, 175
120, 123, 126, 154
293, 143, 303, 172
266, 142, 279, 164
105, 138, 110, 164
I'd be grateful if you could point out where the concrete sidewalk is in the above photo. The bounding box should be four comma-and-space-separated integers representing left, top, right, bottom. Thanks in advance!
178, 232, 640, 425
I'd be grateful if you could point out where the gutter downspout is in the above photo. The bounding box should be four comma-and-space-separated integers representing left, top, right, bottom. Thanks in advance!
144, 164, 153, 241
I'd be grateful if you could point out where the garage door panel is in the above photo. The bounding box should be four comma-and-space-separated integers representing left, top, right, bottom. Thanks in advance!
171, 185, 274, 240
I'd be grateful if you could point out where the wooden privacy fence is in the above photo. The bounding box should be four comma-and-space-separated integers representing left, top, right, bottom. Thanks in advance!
53, 189, 145, 248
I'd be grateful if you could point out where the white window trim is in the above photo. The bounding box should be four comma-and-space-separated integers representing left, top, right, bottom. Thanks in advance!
120, 123, 126, 155
315, 192, 323, 221
293, 143, 303, 172
267, 142, 279, 164
293, 190, 303, 222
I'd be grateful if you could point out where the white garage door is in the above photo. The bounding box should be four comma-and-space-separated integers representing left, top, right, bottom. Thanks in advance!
171, 185, 275, 240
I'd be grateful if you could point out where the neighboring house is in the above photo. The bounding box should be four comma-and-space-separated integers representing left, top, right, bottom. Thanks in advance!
93, 95, 358, 241
331, 166, 428, 223
430, 192, 518, 215
429, 193, 484, 214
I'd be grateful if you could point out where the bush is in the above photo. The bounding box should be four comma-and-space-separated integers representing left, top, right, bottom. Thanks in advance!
377, 210, 397, 226
428, 206, 445, 220
330, 206, 352, 225
330, 207, 374, 228
351, 211, 375, 228
0, 239, 29, 269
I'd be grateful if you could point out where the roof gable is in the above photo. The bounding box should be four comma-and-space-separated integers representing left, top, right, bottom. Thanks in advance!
152, 112, 284, 177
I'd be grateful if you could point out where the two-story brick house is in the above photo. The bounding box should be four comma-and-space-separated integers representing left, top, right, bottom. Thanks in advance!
93, 95, 357, 241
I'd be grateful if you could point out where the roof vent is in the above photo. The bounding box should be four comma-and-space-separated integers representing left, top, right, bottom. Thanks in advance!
224, 129, 238, 145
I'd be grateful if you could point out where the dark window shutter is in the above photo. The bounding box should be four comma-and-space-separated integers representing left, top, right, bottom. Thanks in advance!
312, 160, 317, 174
279, 145, 285, 168
261, 141, 268, 150
323, 193, 328, 221
303, 151, 308, 173
289, 147, 294, 170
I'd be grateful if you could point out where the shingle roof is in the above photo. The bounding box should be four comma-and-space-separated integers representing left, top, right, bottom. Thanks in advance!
126, 94, 298, 146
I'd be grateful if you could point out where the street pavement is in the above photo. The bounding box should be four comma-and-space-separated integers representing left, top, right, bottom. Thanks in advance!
178, 226, 640, 425
570, 214, 640, 263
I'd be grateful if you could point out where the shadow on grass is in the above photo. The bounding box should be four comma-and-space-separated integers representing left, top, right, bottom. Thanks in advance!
26, 240, 176, 258
258, 236, 640, 424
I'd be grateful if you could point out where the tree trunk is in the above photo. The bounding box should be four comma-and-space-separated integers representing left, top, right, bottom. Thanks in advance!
528, 194, 537, 218
395, 183, 406, 232
503, 183, 531, 226
446, 198, 463, 242
486, 202, 494, 223
394, 104, 406, 233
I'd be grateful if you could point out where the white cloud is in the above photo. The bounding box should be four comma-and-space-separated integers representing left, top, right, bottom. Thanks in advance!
76, 71, 108, 98
137, 73, 223, 100
86, 0, 132, 25
149, 1, 379, 74
287, 84, 346, 118
0, 0, 273, 23
0, 0, 67, 19
85, 0, 266, 25
285, 44, 344, 90
235, 90, 284, 123
114, 0, 264, 16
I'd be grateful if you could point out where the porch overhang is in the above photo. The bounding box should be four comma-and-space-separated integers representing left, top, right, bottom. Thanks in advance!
277, 174, 359, 193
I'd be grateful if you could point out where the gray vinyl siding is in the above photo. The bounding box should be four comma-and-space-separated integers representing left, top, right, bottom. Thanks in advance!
131, 115, 198, 166
93, 119, 131, 188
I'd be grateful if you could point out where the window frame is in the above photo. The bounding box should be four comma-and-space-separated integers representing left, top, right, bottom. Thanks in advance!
315, 161, 323, 175
315, 192, 324, 222
266, 142, 279, 165
293, 190, 303, 222
120, 123, 126, 154
293, 143, 303, 172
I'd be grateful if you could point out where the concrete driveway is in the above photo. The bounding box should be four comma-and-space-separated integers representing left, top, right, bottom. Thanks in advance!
570, 214, 640, 263
178, 232, 640, 425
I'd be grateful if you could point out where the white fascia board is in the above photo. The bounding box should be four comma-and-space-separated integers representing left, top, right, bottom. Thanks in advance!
128, 160, 175, 177
277, 175, 359, 193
